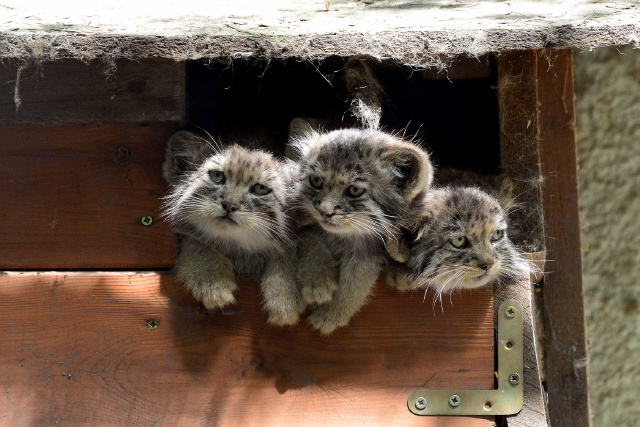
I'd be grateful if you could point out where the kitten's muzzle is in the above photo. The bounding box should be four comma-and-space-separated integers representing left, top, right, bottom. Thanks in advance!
222, 201, 239, 213
479, 262, 495, 271
319, 209, 335, 218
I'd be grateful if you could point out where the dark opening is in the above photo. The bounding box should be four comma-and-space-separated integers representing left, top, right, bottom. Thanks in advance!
186, 56, 500, 172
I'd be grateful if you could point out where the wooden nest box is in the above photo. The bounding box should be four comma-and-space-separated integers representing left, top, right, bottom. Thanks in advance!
2, 1, 638, 426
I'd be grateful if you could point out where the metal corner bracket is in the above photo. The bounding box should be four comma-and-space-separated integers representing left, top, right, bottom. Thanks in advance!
408, 299, 523, 416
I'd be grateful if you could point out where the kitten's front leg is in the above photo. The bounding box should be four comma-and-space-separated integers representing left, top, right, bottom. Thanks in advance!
296, 231, 338, 304
261, 248, 305, 326
308, 255, 383, 335
175, 236, 238, 310
385, 260, 416, 291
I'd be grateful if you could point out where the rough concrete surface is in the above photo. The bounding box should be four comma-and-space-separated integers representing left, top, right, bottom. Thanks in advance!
575, 45, 640, 427
0, 0, 639, 65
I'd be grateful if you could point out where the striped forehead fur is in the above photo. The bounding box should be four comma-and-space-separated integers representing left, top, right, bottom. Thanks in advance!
297, 128, 432, 220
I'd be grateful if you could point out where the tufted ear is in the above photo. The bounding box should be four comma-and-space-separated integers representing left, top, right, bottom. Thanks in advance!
380, 144, 433, 203
285, 118, 322, 161
491, 174, 517, 211
162, 131, 215, 184
385, 234, 409, 263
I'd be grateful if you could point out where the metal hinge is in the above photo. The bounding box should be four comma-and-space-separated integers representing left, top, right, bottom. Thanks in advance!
408, 299, 523, 416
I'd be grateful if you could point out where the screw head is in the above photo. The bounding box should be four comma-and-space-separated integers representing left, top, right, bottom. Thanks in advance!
505, 306, 517, 318
113, 145, 132, 165
141, 216, 153, 226
415, 397, 427, 410
509, 373, 521, 385
146, 319, 160, 329
449, 394, 461, 407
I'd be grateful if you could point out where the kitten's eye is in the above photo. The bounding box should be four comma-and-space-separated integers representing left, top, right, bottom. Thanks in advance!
450, 235, 468, 248
208, 170, 225, 184
491, 229, 505, 242
252, 183, 272, 195
347, 185, 365, 198
309, 176, 323, 189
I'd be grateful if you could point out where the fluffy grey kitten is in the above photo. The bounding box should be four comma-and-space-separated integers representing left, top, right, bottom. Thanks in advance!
291, 122, 433, 334
162, 131, 304, 325
386, 185, 528, 308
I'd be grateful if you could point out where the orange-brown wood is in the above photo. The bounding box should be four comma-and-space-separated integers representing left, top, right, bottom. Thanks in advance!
0, 124, 177, 269
0, 273, 494, 426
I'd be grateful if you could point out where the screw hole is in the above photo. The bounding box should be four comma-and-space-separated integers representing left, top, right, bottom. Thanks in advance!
484, 402, 492, 410
505, 340, 513, 349
145, 319, 160, 329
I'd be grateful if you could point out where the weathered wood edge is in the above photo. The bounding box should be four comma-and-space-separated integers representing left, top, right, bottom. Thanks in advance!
0, 271, 496, 426
1, 25, 639, 65
537, 49, 591, 427
497, 50, 548, 427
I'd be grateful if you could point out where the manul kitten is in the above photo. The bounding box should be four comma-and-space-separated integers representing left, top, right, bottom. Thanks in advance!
162, 131, 304, 325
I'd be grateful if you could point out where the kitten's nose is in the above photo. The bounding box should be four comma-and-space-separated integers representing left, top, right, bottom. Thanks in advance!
479, 262, 494, 271
222, 201, 239, 212
319, 209, 335, 218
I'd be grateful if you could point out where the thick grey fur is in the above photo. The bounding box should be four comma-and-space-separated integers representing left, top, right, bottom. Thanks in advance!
290, 121, 433, 334
162, 130, 304, 326
386, 185, 529, 310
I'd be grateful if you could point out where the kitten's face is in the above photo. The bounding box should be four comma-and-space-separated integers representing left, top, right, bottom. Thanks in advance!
163, 143, 293, 250
406, 187, 526, 292
295, 129, 432, 239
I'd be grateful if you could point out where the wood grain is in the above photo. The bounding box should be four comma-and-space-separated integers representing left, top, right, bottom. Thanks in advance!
0, 273, 495, 426
0, 60, 184, 124
497, 50, 545, 253
497, 51, 548, 427
537, 49, 591, 427
0, 124, 177, 269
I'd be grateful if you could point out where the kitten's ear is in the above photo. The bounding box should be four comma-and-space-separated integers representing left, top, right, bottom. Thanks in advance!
162, 131, 214, 184
386, 234, 409, 263
286, 118, 321, 160
492, 175, 518, 212
381, 145, 434, 202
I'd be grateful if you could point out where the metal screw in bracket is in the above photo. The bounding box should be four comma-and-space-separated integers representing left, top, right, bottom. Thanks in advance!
505, 306, 517, 318
415, 397, 427, 410
449, 394, 461, 407
141, 216, 153, 226
509, 373, 521, 385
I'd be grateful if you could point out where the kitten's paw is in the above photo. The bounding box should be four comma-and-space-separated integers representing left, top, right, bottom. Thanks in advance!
265, 292, 305, 326
301, 279, 338, 305
199, 280, 238, 310
307, 307, 350, 335
267, 309, 301, 327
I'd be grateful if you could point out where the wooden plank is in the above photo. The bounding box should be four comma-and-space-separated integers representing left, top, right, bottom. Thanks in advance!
0, 124, 177, 269
537, 49, 591, 427
494, 277, 547, 427
497, 51, 548, 426
0, 60, 184, 124
420, 55, 493, 80
0, 273, 495, 426
497, 50, 545, 253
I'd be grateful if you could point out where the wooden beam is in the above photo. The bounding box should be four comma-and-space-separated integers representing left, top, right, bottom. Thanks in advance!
537, 49, 591, 426
497, 50, 548, 427
0, 124, 177, 269
497, 49, 591, 427
497, 49, 545, 253
0, 60, 185, 124
0, 273, 495, 426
